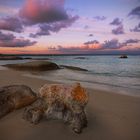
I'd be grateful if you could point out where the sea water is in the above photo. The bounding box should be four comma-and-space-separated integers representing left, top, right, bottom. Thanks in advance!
0, 55, 140, 96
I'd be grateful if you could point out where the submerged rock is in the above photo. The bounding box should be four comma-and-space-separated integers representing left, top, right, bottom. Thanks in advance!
4, 61, 60, 71
60, 65, 88, 72
23, 83, 88, 134
0, 56, 23, 60
0, 85, 37, 118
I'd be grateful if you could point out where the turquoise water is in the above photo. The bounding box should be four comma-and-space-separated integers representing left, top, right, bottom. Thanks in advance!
0, 55, 140, 96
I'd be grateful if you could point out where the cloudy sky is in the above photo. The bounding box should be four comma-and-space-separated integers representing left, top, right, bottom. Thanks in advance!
0, 0, 140, 54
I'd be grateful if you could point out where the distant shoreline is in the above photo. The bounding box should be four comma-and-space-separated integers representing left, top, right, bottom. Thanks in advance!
1, 53, 140, 56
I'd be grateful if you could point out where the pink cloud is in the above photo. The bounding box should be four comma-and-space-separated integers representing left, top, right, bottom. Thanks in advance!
19, 0, 68, 25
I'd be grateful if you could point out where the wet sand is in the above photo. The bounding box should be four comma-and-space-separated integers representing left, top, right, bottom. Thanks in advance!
0, 69, 140, 140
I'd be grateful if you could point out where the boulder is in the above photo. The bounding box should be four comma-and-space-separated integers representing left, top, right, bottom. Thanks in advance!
0, 85, 37, 118
4, 61, 60, 71
23, 83, 88, 133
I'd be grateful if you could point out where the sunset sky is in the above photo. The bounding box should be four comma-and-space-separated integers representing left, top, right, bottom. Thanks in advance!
0, 0, 140, 54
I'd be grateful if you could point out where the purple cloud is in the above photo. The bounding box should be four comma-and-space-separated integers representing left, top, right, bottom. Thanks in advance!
0, 31, 37, 47
128, 6, 140, 19
110, 18, 122, 26
102, 39, 124, 49
130, 23, 140, 32
102, 38, 140, 49
0, 17, 23, 33
84, 25, 89, 29
88, 34, 93, 37
84, 40, 99, 45
123, 39, 140, 45
112, 25, 125, 35
30, 15, 79, 37
94, 16, 106, 21
48, 38, 140, 54
0, 0, 78, 37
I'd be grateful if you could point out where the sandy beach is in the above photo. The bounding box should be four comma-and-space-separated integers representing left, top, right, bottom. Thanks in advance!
0, 69, 140, 140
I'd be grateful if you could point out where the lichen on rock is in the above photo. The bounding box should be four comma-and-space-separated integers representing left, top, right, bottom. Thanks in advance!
23, 83, 88, 134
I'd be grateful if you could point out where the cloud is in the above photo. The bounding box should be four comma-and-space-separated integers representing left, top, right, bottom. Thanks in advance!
0, 31, 37, 47
112, 25, 125, 35
48, 45, 101, 54
102, 39, 124, 49
19, 0, 68, 25
0, 5, 18, 15
0, 17, 23, 33
123, 39, 140, 45
84, 25, 90, 29
93, 16, 106, 21
84, 40, 99, 45
47, 38, 140, 54
102, 38, 140, 49
17, 0, 79, 37
30, 15, 79, 37
88, 34, 93, 37
130, 23, 140, 32
110, 18, 122, 26
128, 6, 140, 18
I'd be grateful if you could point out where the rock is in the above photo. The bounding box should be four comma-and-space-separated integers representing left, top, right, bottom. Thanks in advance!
75, 57, 87, 60
23, 83, 88, 133
23, 57, 32, 60
32, 58, 51, 60
0, 56, 23, 60
60, 65, 88, 72
0, 85, 37, 118
4, 61, 60, 71
119, 55, 128, 59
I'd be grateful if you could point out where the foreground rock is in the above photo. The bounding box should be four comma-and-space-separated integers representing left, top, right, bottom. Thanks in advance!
0, 85, 37, 118
60, 65, 88, 72
4, 61, 60, 71
23, 83, 88, 134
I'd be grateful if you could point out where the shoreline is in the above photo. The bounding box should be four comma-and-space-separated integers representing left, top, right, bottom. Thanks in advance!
0, 69, 140, 140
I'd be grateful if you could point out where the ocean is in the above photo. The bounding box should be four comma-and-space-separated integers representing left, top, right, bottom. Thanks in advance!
0, 55, 140, 97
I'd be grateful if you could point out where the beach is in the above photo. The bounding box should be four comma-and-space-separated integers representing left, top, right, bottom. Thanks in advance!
0, 69, 140, 140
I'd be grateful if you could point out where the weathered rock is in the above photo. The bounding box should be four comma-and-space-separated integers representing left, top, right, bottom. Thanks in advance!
23, 83, 88, 133
4, 61, 60, 71
23, 98, 46, 124
0, 85, 37, 118
60, 65, 88, 72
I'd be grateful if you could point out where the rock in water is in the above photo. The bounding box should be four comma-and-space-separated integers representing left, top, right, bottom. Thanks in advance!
119, 55, 128, 58
23, 83, 88, 134
0, 85, 37, 118
4, 61, 59, 71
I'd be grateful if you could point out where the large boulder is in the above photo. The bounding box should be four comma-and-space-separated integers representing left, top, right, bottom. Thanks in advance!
0, 85, 37, 118
23, 83, 88, 133
4, 61, 60, 71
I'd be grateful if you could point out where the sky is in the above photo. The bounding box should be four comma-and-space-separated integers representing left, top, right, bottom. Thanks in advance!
0, 0, 140, 54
